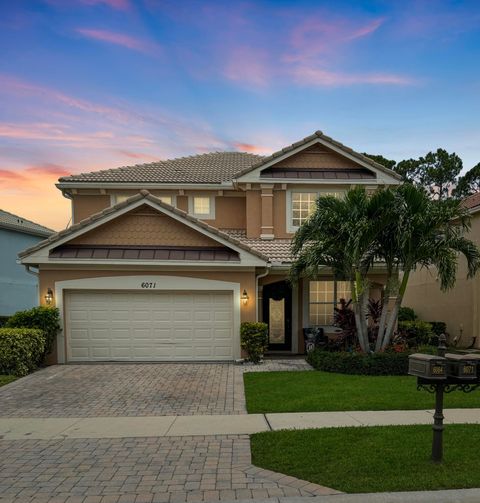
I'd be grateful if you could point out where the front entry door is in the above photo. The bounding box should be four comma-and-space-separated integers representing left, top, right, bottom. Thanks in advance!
263, 280, 292, 351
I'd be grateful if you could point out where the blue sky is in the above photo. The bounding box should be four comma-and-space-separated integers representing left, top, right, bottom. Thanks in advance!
1, 0, 480, 228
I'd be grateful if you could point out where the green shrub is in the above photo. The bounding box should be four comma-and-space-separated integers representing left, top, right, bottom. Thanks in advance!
398, 320, 434, 347
0, 316, 10, 328
6, 306, 60, 360
398, 307, 417, 322
0, 328, 45, 376
429, 321, 447, 337
306, 349, 410, 375
241, 322, 268, 364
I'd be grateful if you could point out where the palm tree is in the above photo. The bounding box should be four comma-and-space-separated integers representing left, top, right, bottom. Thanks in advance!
290, 187, 395, 352
290, 185, 480, 353
375, 184, 480, 350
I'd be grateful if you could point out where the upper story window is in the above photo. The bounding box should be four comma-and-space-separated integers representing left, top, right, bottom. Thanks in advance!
189, 195, 215, 219
288, 190, 343, 232
113, 194, 174, 206
291, 192, 317, 228
309, 280, 351, 326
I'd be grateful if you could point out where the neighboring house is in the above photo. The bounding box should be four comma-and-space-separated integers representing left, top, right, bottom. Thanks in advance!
0, 209, 53, 317
404, 193, 480, 349
19, 130, 401, 363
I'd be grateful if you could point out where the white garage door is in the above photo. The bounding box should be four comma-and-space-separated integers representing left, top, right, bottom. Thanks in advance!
65, 290, 234, 362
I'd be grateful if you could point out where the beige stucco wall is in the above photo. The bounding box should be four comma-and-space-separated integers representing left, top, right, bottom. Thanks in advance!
246, 190, 261, 238
273, 190, 289, 238
73, 195, 111, 223
70, 205, 221, 247
39, 268, 257, 364
403, 213, 480, 348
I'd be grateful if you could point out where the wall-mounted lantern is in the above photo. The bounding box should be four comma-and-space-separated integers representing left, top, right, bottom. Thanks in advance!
241, 289, 249, 305
44, 288, 54, 305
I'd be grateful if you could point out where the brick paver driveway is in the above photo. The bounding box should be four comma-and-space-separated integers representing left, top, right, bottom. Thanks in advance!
0, 361, 333, 502
0, 364, 246, 417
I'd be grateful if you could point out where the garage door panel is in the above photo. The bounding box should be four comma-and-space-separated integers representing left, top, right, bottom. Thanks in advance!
66, 290, 234, 362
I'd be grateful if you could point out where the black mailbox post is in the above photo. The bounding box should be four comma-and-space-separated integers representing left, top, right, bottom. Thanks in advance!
408, 335, 480, 463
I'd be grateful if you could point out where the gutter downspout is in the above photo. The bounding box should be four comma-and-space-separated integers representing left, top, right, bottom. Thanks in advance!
255, 263, 271, 322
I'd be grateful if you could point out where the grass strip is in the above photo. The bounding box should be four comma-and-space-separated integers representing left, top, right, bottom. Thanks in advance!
251, 424, 480, 493
244, 371, 480, 413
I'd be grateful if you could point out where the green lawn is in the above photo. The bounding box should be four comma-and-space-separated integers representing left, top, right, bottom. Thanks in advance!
0, 375, 16, 387
244, 371, 480, 413
251, 425, 480, 493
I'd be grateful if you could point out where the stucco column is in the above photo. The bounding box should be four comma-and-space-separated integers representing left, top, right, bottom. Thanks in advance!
260, 184, 274, 240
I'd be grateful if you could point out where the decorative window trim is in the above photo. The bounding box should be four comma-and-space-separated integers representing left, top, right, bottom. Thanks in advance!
286, 188, 344, 233
111, 193, 176, 207
188, 195, 216, 219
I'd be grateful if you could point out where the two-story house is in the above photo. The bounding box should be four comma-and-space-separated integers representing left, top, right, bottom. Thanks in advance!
19, 131, 401, 363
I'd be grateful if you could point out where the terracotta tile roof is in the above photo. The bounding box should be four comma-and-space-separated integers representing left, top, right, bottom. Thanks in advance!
58, 130, 401, 185
50, 245, 240, 262
235, 130, 402, 180
222, 230, 293, 263
19, 191, 269, 262
463, 192, 480, 210
0, 209, 54, 237
59, 152, 264, 184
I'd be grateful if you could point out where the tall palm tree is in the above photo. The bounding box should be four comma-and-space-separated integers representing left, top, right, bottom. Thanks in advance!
375, 184, 480, 350
290, 187, 395, 352
290, 185, 480, 353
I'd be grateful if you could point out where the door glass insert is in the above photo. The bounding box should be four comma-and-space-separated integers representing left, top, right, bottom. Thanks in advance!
269, 298, 285, 344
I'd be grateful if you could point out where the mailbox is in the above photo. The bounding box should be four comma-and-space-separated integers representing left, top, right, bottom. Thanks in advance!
445, 353, 480, 379
408, 354, 447, 379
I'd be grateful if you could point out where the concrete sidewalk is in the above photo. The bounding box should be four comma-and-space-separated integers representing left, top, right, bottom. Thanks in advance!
1, 408, 479, 440
218, 488, 480, 503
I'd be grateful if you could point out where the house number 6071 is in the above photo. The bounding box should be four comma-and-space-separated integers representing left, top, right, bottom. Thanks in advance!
141, 282, 156, 288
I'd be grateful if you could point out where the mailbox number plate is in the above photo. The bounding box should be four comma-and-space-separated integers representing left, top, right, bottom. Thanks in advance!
432, 365, 445, 376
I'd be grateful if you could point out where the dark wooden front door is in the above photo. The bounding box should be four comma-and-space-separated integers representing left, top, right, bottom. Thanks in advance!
262, 280, 292, 351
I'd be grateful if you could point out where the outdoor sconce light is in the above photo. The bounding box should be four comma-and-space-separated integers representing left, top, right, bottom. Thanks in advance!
44, 288, 54, 305
241, 289, 249, 305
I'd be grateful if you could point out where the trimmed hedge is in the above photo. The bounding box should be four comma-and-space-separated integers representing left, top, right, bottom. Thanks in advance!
241, 322, 269, 364
0, 328, 45, 376
6, 306, 60, 359
306, 349, 410, 376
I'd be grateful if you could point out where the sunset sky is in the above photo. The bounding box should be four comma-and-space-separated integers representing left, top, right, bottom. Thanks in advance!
1, 0, 480, 230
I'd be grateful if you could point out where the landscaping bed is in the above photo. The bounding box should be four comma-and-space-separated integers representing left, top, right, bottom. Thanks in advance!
244, 371, 480, 413
251, 424, 480, 493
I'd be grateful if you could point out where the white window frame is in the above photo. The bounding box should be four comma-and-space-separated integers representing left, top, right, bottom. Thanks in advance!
286, 188, 344, 233
188, 195, 216, 219
111, 193, 176, 207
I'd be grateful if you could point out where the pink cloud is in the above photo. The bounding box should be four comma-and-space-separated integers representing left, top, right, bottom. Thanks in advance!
78, 0, 130, 10
292, 67, 414, 87
118, 150, 159, 161
0, 123, 116, 143
222, 46, 271, 88
233, 142, 269, 154
76, 28, 161, 54
25, 164, 71, 177
286, 16, 386, 65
